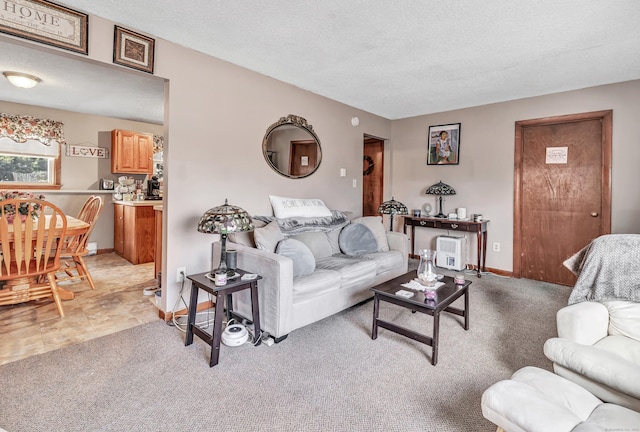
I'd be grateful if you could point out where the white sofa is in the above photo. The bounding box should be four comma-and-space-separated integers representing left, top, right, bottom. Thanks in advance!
481, 366, 640, 432
214, 213, 409, 341
543, 300, 640, 412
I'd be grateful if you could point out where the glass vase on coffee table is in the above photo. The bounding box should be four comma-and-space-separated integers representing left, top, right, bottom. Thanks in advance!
417, 249, 439, 299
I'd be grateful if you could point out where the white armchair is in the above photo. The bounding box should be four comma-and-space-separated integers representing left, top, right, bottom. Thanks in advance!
543, 300, 640, 412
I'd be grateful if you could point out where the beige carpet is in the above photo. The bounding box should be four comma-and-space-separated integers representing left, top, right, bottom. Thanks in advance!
0, 271, 571, 432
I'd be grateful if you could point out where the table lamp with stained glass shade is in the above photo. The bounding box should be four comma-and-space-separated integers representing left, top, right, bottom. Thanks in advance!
377, 197, 408, 231
425, 180, 456, 218
197, 199, 254, 276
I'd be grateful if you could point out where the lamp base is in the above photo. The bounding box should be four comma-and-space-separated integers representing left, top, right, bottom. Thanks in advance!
434, 195, 447, 218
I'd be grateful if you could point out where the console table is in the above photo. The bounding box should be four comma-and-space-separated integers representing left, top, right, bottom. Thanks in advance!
403, 216, 489, 277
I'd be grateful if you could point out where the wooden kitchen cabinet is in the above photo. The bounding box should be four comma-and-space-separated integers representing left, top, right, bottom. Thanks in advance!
114, 203, 155, 264
111, 129, 154, 174
114, 203, 125, 255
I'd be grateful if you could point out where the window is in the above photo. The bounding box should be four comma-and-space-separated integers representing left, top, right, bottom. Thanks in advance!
0, 113, 64, 189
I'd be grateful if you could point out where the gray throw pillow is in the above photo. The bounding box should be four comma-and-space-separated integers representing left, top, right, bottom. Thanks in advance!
275, 238, 316, 277
339, 223, 378, 256
253, 221, 284, 252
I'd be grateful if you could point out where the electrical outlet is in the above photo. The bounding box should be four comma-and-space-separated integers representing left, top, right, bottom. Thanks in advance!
492, 242, 500, 252
176, 267, 186, 283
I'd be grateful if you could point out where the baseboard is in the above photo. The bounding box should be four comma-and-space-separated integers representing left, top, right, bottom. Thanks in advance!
486, 267, 513, 277
158, 300, 214, 321
96, 248, 114, 255
466, 264, 513, 278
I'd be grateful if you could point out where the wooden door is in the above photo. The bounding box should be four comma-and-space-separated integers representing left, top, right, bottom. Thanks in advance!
514, 111, 611, 286
363, 138, 384, 216
289, 140, 317, 177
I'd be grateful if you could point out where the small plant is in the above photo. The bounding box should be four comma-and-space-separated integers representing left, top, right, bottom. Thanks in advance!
0, 190, 46, 222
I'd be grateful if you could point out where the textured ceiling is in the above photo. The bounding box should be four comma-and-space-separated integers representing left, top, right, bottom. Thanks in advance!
2, 1, 640, 124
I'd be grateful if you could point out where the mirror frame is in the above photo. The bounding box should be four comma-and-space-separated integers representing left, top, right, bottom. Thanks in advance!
262, 114, 322, 179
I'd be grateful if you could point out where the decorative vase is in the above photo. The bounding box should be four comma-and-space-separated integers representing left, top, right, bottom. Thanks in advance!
417, 249, 438, 287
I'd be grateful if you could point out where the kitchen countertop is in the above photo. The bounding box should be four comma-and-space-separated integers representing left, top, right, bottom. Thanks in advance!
113, 200, 163, 207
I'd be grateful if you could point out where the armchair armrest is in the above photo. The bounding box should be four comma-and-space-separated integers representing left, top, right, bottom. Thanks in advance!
556, 301, 609, 345
214, 242, 295, 338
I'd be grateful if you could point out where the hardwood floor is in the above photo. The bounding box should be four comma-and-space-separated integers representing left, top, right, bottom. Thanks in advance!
0, 253, 160, 365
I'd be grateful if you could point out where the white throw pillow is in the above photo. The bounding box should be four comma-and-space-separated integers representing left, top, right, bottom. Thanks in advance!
269, 195, 332, 218
350, 216, 389, 252
253, 221, 284, 252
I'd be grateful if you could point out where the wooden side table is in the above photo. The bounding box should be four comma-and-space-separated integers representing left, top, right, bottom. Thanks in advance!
185, 270, 262, 367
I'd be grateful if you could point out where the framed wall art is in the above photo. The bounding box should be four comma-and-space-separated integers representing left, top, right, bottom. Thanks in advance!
0, 0, 88, 54
113, 26, 155, 74
427, 123, 461, 165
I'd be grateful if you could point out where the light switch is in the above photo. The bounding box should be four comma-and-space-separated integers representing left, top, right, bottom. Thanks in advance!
352, 178, 357, 188
340, 168, 347, 177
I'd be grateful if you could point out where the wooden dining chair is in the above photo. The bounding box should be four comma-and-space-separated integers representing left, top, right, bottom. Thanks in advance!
0, 198, 68, 317
56, 195, 104, 290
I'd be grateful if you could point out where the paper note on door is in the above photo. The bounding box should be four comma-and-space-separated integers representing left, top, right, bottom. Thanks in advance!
301, 156, 309, 166
546, 147, 568, 164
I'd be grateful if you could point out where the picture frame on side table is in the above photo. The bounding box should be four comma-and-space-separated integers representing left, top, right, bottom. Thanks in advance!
0, 0, 88, 54
427, 123, 461, 165
113, 26, 155, 74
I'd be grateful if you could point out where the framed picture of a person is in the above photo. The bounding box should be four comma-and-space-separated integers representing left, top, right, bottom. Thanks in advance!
427, 123, 461, 165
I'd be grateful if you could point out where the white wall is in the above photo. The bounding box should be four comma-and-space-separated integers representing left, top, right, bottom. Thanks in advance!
390, 80, 640, 272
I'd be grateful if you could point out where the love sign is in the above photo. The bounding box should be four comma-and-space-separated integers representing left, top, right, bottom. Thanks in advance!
66, 145, 109, 159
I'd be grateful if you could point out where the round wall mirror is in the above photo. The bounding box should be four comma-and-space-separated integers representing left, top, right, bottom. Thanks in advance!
263, 114, 322, 179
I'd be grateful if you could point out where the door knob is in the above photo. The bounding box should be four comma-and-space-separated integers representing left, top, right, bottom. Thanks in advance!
590, 212, 599, 217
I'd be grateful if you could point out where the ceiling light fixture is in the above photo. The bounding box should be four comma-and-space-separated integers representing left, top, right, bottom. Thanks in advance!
3, 71, 41, 89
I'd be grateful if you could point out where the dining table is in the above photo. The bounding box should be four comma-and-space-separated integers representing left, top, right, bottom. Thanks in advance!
0, 214, 90, 301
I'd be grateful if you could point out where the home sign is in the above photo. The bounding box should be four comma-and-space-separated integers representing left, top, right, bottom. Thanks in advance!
66, 145, 109, 159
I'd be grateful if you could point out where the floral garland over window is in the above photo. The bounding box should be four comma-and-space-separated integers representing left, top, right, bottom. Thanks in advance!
0, 113, 66, 146
153, 134, 164, 153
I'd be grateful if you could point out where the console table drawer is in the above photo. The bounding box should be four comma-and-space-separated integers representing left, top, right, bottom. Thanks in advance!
437, 221, 477, 232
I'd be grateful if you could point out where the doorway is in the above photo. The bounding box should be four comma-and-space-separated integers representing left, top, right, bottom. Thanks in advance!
289, 140, 318, 178
363, 137, 384, 216
513, 110, 612, 286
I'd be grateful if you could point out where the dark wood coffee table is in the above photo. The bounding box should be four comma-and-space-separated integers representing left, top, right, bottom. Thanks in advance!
371, 271, 471, 365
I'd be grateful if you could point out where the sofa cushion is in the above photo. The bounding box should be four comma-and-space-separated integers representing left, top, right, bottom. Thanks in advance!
603, 300, 640, 342
594, 335, 640, 366
228, 219, 265, 248
316, 256, 377, 290
269, 195, 332, 219
362, 250, 404, 275
275, 238, 316, 277
292, 269, 341, 302
254, 221, 284, 252
339, 223, 378, 256
326, 227, 341, 255
292, 231, 333, 259
351, 216, 389, 252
